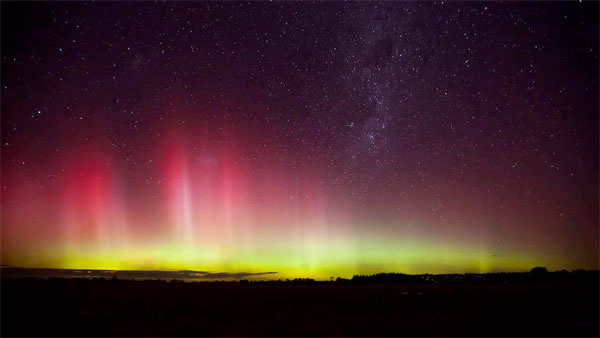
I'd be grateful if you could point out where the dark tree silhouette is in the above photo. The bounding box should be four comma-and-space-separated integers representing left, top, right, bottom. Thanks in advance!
530, 267, 548, 274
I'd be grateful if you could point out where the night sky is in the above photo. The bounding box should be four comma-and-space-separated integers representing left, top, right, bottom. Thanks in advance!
1, 2, 598, 279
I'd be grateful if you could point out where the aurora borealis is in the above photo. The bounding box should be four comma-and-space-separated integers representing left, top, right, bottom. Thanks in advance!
1, 2, 598, 280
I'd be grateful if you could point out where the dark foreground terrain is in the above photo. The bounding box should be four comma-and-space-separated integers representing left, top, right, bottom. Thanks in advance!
2, 273, 598, 336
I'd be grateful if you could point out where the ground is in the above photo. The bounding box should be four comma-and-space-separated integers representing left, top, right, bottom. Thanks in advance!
2, 277, 598, 336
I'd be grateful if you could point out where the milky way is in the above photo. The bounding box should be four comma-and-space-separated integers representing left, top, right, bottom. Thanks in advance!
1, 2, 598, 279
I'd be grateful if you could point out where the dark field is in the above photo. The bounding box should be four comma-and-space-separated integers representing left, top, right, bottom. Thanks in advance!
2, 277, 598, 337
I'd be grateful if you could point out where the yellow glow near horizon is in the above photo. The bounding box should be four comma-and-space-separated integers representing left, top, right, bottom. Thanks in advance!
2, 232, 575, 280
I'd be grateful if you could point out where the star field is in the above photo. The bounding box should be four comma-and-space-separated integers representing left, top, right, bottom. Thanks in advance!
1, 2, 598, 278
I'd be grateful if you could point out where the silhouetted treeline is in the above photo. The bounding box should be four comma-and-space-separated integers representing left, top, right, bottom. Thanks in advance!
2, 267, 598, 285
343, 268, 598, 285
206, 269, 593, 286
241, 268, 599, 285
